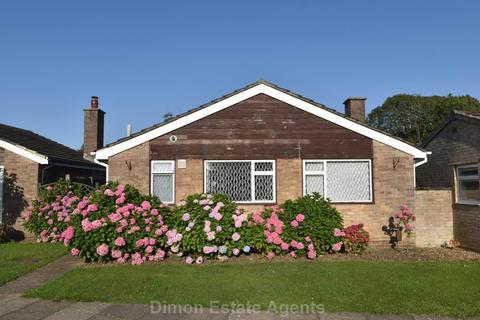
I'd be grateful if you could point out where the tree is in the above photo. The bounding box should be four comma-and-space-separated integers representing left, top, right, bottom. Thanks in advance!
367, 94, 480, 144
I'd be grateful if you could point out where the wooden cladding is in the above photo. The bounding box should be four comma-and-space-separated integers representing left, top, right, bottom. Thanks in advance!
150, 94, 373, 160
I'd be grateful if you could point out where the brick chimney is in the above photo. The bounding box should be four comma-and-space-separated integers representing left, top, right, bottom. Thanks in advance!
83, 96, 105, 160
343, 97, 366, 122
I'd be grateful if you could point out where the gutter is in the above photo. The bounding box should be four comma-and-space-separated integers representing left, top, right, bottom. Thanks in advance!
92, 152, 109, 182
413, 152, 431, 188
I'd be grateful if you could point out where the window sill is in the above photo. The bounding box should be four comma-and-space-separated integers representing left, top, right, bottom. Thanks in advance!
455, 201, 480, 206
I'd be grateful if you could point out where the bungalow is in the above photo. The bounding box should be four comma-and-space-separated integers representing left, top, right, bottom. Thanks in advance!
416, 110, 480, 251
93, 80, 453, 245
0, 108, 106, 231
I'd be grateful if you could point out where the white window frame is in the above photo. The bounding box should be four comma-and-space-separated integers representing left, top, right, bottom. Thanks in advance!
455, 163, 480, 205
204, 160, 276, 204
303, 159, 373, 203
150, 160, 175, 204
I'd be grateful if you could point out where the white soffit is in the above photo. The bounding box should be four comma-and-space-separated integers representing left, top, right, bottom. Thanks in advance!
0, 139, 49, 164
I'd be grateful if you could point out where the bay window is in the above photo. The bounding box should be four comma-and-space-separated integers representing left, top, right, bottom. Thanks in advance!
204, 160, 275, 203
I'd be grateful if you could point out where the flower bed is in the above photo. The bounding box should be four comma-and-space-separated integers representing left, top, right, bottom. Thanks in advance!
23, 182, 370, 265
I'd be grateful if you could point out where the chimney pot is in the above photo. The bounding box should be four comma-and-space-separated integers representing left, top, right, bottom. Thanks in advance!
344, 97, 366, 122
91, 96, 99, 109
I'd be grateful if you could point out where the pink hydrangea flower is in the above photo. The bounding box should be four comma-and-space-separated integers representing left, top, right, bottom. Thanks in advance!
280, 242, 289, 251
232, 248, 240, 256
334, 228, 346, 237
182, 213, 190, 222
307, 250, 317, 259
295, 214, 305, 222
332, 242, 342, 252
266, 252, 275, 261
104, 189, 115, 197
111, 249, 122, 259
185, 256, 193, 264
70, 248, 80, 256
114, 237, 125, 247
87, 204, 98, 212
290, 220, 299, 228
96, 244, 109, 256
140, 200, 151, 211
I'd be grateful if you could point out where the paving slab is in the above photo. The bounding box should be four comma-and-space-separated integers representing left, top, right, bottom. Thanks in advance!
0, 255, 82, 294
0, 294, 39, 317
43, 301, 111, 320
320, 312, 366, 320
0, 299, 72, 320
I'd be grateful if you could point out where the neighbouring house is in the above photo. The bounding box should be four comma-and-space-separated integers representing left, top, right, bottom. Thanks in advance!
93, 80, 453, 246
416, 110, 480, 251
0, 97, 106, 233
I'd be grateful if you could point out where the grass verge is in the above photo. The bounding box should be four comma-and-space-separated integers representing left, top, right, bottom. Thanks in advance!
26, 260, 480, 317
0, 242, 66, 285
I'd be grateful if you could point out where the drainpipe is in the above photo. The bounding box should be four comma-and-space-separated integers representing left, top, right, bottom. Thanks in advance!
92, 152, 109, 182
413, 152, 431, 188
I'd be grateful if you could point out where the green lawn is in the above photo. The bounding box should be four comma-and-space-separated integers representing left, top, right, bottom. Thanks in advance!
26, 260, 480, 317
0, 243, 66, 285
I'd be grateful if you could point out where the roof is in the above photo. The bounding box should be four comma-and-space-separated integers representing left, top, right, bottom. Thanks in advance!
0, 123, 101, 167
421, 110, 480, 147
95, 80, 427, 160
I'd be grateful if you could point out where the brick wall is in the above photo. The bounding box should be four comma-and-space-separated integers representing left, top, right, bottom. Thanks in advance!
414, 189, 453, 247
108, 142, 150, 194
335, 140, 415, 244
416, 118, 480, 188
453, 204, 480, 251
2, 149, 39, 228
175, 159, 203, 202
109, 140, 454, 247
0, 147, 4, 165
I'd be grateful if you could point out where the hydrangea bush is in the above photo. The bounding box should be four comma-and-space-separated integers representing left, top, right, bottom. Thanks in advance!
164, 193, 260, 263
23, 183, 371, 265
334, 224, 370, 255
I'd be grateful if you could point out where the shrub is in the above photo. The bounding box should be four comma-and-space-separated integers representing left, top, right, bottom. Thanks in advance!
164, 193, 261, 261
394, 204, 416, 236
23, 183, 371, 265
253, 193, 344, 259
340, 224, 369, 255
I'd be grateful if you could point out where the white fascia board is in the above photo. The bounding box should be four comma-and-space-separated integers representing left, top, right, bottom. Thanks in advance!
95, 83, 427, 160
0, 139, 49, 164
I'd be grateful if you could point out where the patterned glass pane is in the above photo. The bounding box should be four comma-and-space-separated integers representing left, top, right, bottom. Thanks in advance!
305, 161, 324, 172
305, 175, 324, 196
254, 175, 274, 201
152, 174, 174, 203
254, 162, 273, 172
326, 161, 371, 201
205, 162, 252, 201
152, 161, 173, 173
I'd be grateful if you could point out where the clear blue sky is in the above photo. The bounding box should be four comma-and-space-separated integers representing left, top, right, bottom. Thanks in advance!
1, 1, 479, 149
